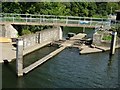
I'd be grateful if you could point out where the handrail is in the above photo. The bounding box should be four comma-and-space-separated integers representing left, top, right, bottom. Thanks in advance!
0, 13, 109, 20
0, 13, 111, 27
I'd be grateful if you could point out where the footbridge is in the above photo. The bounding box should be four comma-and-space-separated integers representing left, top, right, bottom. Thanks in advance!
0, 13, 110, 28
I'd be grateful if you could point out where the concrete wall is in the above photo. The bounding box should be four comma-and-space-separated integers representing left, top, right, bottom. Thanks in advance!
0, 24, 18, 38
0, 25, 6, 37
93, 31, 120, 47
21, 27, 62, 50
93, 33, 102, 46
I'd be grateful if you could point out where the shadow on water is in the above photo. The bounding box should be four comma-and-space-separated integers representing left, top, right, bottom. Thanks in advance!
63, 27, 94, 39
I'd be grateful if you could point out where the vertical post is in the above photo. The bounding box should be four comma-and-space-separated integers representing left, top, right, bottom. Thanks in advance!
83, 27, 85, 33
13, 15, 14, 23
110, 31, 117, 55
16, 38, 23, 77
59, 26, 63, 40
40, 16, 41, 23
26, 14, 27, 23
90, 18, 92, 26
56, 16, 57, 24
66, 17, 68, 24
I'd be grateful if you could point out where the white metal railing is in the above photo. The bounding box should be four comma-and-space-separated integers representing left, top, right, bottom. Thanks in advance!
0, 13, 111, 27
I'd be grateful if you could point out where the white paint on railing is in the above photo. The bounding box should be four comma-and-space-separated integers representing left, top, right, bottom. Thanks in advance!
0, 13, 111, 27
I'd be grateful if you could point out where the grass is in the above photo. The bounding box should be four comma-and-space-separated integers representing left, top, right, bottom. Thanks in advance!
102, 35, 112, 41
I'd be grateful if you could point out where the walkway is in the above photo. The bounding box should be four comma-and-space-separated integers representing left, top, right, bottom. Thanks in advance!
0, 13, 110, 28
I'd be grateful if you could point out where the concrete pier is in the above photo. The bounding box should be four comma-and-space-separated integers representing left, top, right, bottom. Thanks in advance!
16, 38, 23, 77
23, 46, 66, 74
79, 45, 103, 54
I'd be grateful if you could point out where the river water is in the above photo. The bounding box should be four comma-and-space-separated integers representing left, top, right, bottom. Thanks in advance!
1, 27, 119, 88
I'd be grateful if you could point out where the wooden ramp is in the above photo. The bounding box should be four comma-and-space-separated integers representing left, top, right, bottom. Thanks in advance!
23, 46, 66, 74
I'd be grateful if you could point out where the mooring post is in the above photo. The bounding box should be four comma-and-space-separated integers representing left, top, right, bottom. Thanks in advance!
16, 38, 23, 77
110, 31, 117, 55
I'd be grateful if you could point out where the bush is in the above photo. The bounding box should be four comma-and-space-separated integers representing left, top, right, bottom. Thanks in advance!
102, 35, 112, 41
21, 29, 31, 35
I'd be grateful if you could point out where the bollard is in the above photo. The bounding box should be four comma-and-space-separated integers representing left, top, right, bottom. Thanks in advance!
110, 31, 117, 55
16, 38, 23, 77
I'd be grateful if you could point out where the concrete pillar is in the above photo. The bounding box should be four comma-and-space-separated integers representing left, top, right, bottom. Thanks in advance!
16, 38, 23, 77
59, 27, 63, 40
110, 31, 117, 55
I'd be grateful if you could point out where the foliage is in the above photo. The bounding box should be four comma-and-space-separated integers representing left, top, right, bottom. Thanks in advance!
102, 35, 112, 41
2, 2, 120, 17
21, 29, 31, 35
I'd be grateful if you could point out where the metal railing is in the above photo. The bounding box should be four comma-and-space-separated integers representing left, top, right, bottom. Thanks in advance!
0, 13, 111, 27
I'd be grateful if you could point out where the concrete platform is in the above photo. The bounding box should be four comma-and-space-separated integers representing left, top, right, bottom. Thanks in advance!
70, 33, 87, 40
0, 41, 52, 63
80, 45, 103, 54
0, 43, 16, 63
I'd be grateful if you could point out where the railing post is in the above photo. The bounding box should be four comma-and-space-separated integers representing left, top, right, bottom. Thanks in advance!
78, 20, 80, 25
102, 18, 104, 25
26, 14, 27, 23
90, 18, 92, 26
40, 16, 41, 23
13, 15, 14, 23
66, 17, 68, 24
56, 16, 57, 24
16, 38, 23, 77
